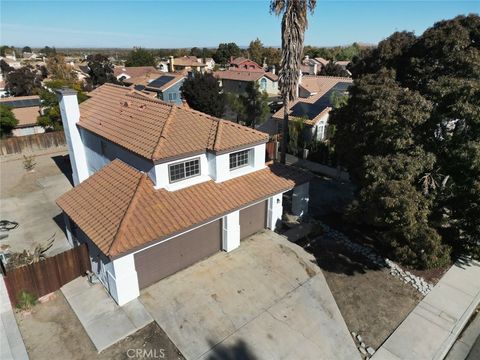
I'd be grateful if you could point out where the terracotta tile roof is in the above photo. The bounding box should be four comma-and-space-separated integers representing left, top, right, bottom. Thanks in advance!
230, 57, 248, 66
215, 70, 277, 82
120, 71, 166, 86
57, 159, 310, 258
272, 76, 352, 126
113, 66, 158, 78
12, 107, 41, 127
173, 56, 206, 67
314, 57, 329, 66
78, 84, 268, 162
298, 75, 352, 96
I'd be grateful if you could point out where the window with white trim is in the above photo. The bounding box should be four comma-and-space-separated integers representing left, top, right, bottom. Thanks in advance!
169, 158, 200, 182
229, 149, 250, 170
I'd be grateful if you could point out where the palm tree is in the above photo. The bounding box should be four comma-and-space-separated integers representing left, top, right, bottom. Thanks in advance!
270, 0, 316, 164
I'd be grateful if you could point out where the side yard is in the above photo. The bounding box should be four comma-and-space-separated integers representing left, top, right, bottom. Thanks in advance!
0, 149, 72, 257
15, 291, 184, 360
291, 172, 439, 353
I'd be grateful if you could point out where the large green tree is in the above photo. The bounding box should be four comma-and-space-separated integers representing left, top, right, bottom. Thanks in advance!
330, 15, 480, 267
239, 82, 270, 128
319, 61, 350, 77
213, 43, 241, 65
5, 66, 42, 96
248, 38, 264, 65
125, 48, 156, 67
0, 105, 18, 137
86, 54, 117, 86
181, 72, 226, 118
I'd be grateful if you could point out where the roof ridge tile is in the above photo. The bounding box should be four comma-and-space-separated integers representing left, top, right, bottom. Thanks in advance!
107, 170, 146, 255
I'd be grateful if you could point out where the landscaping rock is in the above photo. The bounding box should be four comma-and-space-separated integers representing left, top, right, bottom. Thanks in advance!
356, 334, 362, 342
366, 347, 375, 355
359, 347, 367, 355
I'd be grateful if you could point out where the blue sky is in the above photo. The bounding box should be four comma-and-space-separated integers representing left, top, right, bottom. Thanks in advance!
1, 1, 478, 48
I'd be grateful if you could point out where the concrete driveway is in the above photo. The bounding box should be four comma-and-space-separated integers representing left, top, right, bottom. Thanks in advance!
140, 230, 359, 360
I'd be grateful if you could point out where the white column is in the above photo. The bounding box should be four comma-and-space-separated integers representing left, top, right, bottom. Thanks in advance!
107, 254, 140, 306
222, 211, 240, 252
267, 194, 283, 230
292, 183, 310, 218
56, 88, 89, 186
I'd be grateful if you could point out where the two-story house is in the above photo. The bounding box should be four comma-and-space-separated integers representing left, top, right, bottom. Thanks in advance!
123, 73, 186, 105
55, 84, 310, 306
266, 76, 353, 141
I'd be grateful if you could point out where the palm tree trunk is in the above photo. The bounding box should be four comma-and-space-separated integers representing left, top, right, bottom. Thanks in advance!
280, 96, 289, 164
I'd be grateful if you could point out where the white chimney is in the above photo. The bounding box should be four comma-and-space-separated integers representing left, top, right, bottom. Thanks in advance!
56, 88, 89, 186
271, 65, 276, 75
169, 56, 174, 72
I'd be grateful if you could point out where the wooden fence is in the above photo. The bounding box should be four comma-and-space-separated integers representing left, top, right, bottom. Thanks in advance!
1, 244, 91, 307
0, 131, 66, 156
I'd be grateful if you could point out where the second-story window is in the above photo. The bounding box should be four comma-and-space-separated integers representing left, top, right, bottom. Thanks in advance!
229, 149, 250, 170
169, 158, 200, 182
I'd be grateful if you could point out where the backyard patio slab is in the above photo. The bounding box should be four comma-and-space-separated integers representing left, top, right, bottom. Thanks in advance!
61, 277, 153, 352
140, 230, 359, 360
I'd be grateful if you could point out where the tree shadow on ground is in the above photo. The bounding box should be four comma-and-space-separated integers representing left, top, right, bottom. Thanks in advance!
205, 339, 258, 360
299, 235, 384, 276
51, 155, 73, 186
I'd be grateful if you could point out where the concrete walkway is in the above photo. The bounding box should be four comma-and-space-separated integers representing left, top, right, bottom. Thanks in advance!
372, 259, 480, 360
0, 277, 28, 360
445, 311, 480, 360
61, 277, 153, 352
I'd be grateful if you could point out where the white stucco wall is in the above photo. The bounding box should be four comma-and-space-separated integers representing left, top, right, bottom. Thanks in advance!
82, 129, 153, 177
151, 153, 210, 191
258, 76, 279, 96
106, 254, 140, 306
58, 91, 89, 186
222, 211, 240, 252
312, 112, 330, 141
267, 193, 283, 230
12, 126, 45, 137
292, 183, 310, 218
214, 143, 266, 183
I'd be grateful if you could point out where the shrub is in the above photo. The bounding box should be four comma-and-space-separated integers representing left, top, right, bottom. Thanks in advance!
16, 291, 37, 311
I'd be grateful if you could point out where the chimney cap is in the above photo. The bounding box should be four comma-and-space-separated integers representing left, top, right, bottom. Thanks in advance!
55, 87, 78, 96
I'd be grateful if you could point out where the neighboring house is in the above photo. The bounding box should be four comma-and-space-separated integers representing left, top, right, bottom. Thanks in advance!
301, 56, 320, 75
229, 57, 264, 72
0, 95, 44, 136
55, 83, 310, 305
204, 57, 215, 71
267, 76, 352, 141
113, 66, 159, 81
123, 73, 186, 105
335, 60, 352, 76
169, 56, 206, 73
215, 70, 279, 97
157, 61, 169, 72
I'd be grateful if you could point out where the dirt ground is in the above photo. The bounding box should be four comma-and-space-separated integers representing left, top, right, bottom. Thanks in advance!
301, 174, 423, 350
0, 149, 73, 256
15, 291, 184, 360
298, 230, 422, 350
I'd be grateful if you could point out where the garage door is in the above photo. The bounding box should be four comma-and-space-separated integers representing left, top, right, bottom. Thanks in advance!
134, 219, 222, 289
240, 200, 267, 239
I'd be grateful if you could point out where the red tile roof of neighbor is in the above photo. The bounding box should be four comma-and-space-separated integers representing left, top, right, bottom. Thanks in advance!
173, 56, 206, 67
272, 76, 352, 126
215, 70, 278, 82
113, 66, 158, 78
57, 159, 310, 258
79, 84, 268, 162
